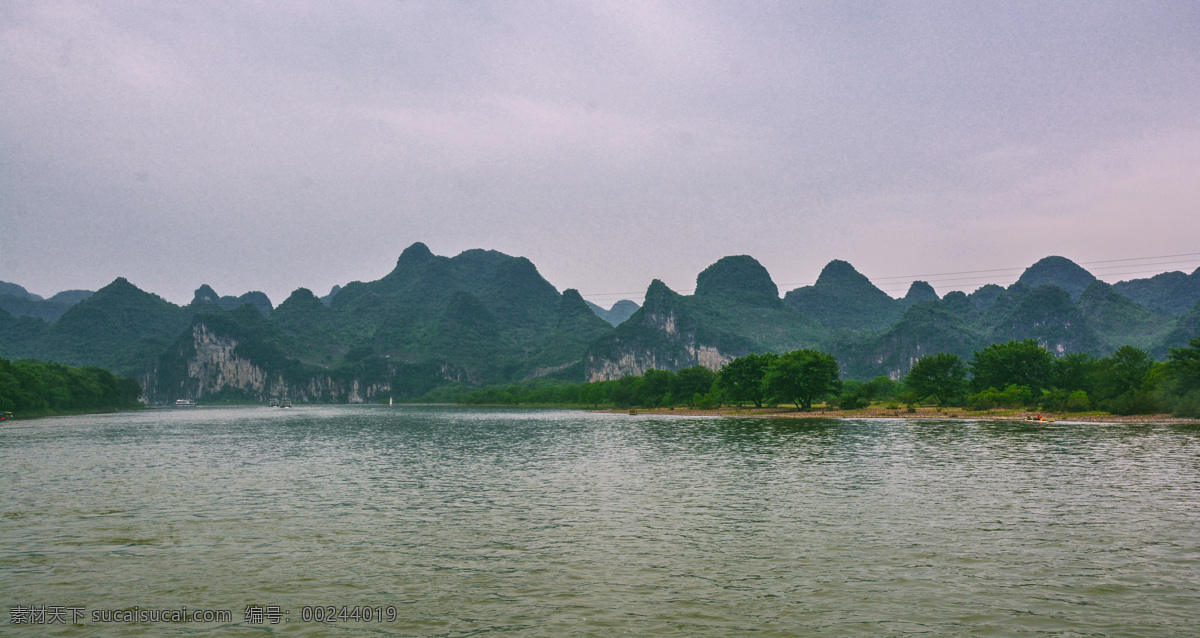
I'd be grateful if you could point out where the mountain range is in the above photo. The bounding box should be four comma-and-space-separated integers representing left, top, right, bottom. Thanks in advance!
2, 245, 1198, 403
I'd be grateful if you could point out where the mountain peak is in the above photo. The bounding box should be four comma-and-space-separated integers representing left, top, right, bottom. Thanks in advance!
192, 284, 219, 304
0, 281, 41, 301
558, 289, 594, 318
95, 277, 147, 299
694, 255, 779, 305
903, 280, 938, 304
644, 279, 680, 307
1016, 256, 1095, 300
815, 260, 872, 287
395, 241, 435, 270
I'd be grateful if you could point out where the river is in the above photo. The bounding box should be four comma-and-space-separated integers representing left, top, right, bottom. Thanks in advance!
2, 406, 1198, 635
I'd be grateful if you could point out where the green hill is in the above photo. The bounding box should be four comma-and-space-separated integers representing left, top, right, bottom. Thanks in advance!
1076, 280, 1167, 351
982, 284, 1103, 355
784, 260, 901, 333
4, 248, 1199, 397
0, 287, 93, 322
1113, 268, 1200, 317
1016, 256, 1096, 300
34, 278, 191, 376
190, 285, 273, 316
587, 256, 823, 381
832, 300, 981, 379
899, 281, 939, 309
151, 243, 618, 400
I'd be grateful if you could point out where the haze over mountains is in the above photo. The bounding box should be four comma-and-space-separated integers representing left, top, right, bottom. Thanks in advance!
2, 244, 1198, 404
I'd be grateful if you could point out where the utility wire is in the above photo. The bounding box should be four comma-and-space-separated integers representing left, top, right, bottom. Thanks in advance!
579, 250, 1200, 302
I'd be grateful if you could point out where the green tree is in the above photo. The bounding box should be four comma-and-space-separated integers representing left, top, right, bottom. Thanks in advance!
905, 352, 968, 406
863, 376, 898, 400
1166, 336, 1200, 394
716, 353, 778, 407
1162, 336, 1200, 417
1092, 346, 1159, 414
1052, 352, 1100, 395
837, 380, 870, 409
763, 349, 842, 410
671, 366, 718, 407
1095, 346, 1153, 401
637, 369, 675, 407
970, 339, 1055, 396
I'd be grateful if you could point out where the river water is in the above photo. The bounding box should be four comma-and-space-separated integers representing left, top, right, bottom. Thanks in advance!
2, 406, 1199, 635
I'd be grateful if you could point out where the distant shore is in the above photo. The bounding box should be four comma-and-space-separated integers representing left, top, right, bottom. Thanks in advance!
612, 405, 1200, 424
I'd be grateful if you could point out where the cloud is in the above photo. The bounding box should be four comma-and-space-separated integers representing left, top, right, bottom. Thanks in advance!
2, 1, 1199, 304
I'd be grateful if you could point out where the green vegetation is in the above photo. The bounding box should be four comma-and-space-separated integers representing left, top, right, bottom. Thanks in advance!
1160, 336, 1200, 417
1015, 256, 1097, 300
763, 349, 841, 410
1112, 267, 1200, 317
715, 353, 778, 407
784, 260, 902, 333
435, 348, 844, 411
906, 352, 968, 406
0, 357, 142, 416
970, 339, 1056, 395
2, 250, 1199, 409
435, 338, 1200, 419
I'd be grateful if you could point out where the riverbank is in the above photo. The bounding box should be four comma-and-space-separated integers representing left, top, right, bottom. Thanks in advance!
615, 405, 1200, 424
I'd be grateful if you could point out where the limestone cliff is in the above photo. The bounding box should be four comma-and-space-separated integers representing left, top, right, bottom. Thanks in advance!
584, 280, 745, 382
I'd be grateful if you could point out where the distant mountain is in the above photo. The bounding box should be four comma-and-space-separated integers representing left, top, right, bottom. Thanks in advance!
34, 278, 192, 375
1016, 256, 1096, 300
784, 260, 902, 333
164, 242, 618, 401
1076, 280, 1167, 351
586, 299, 640, 327
899, 281, 939, 309
1113, 267, 1200, 317
189, 284, 273, 316
832, 300, 980, 380
319, 285, 341, 306
586, 256, 823, 381
0, 281, 40, 301
967, 284, 1005, 311
3, 248, 1199, 397
47, 290, 94, 305
524, 290, 616, 380
0, 283, 93, 322
0, 294, 72, 322
1153, 299, 1200, 358
982, 283, 1103, 354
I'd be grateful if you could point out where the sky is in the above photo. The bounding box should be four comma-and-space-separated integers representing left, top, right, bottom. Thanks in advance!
3, 1, 1199, 307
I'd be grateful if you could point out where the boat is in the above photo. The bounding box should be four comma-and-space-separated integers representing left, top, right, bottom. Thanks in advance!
269, 398, 278, 407
1, 411, 12, 422
279, 398, 293, 408
174, 399, 197, 408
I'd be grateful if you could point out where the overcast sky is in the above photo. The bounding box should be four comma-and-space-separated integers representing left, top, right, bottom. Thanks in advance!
3, 1, 1199, 307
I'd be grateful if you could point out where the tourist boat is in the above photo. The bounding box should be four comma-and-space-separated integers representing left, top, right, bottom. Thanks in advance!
1, 411, 11, 422
174, 399, 197, 408
279, 398, 293, 408
269, 398, 279, 407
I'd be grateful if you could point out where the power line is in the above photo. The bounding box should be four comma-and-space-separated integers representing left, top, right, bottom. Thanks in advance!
578, 250, 1200, 301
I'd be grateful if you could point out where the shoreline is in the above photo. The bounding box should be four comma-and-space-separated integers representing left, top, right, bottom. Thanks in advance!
611, 405, 1200, 425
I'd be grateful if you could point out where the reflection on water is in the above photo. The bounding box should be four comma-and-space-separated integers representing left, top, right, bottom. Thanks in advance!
2, 407, 1199, 636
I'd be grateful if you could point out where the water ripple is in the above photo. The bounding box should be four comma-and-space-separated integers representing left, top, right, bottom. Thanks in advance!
2, 407, 1199, 635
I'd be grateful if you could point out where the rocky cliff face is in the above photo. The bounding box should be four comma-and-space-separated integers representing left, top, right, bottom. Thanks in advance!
584, 282, 741, 381
149, 323, 396, 404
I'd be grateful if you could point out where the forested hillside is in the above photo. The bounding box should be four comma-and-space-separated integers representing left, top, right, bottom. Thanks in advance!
1, 247, 1198, 405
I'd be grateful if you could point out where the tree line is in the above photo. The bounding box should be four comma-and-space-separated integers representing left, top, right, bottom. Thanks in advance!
431, 336, 1200, 418
0, 357, 144, 416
